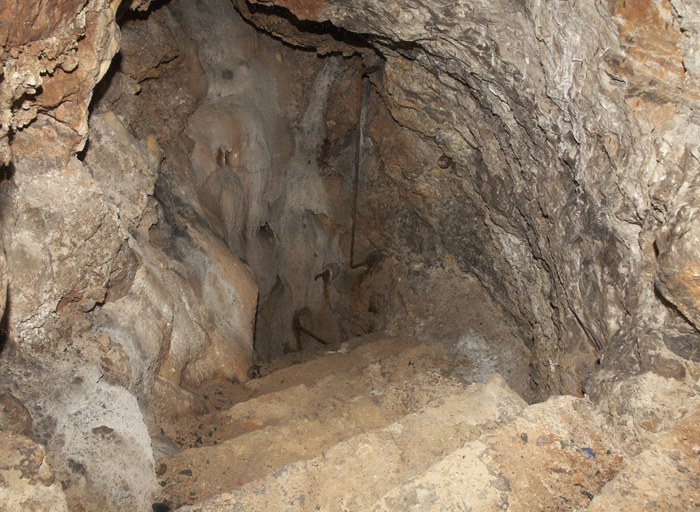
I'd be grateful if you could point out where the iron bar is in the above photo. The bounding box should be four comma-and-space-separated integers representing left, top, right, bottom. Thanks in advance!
350, 65, 380, 270
314, 268, 332, 282
293, 316, 330, 349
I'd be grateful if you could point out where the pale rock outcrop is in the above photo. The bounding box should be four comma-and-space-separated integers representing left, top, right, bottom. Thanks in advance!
0, 431, 68, 512
0, 1, 260, 508
166, 0, 350, 358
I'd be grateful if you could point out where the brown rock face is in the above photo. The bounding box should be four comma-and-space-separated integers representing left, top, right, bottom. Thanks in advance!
0, 0, 124, 165
0, 393, 33, 438
0, 431, 68, 512
0, 0, 87, 47
234, 0, 700, 398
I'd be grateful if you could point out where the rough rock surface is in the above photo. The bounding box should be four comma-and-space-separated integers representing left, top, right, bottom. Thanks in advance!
0, 0, 257, 508
0, 431, 68, 512
371, 395, 626, 512
0, 0, 129, 165
0, 393, 33, 438
179, 372, 528, 512
1, 0, 700, 509
589, 370, 700, 455
236, 0, 700, 400
589, 404, 700, 511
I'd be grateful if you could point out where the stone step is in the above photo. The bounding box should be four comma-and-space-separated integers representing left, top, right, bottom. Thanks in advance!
167, 338, 446, 449
370, 395, 627, 512
251, 332, 408, 378
243, 334, 423, 398
588, 405, 700, 511
177, 373, 527, 511
156, 368, 467, 506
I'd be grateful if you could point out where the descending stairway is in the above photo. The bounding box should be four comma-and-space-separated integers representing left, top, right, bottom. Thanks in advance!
154, 334, 697, 511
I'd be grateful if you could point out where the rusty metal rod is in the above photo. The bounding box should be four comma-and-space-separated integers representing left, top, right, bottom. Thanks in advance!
295, 66, 380, 352
314, 268, 332, 282
294, 317, 330, 347
350, 65, 380, 270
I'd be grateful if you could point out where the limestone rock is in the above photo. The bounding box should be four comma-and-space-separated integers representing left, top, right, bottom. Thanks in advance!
3, 118, 125, 347
2, 0, 700, 508
0, 393, 33, 438
179, 373, 527, 512
0, 431, 68, 512
152, 376, 208, 425
84, 111, 161, 231
589, 405, 700, 511
170, 0, 351, 358
371, 395, 626, 512
0, 16, 258, 508
237, 0, 700, 399
93, 215, 258, 414
655, 200, 700, 332
53, 377, 157, 511
590, 371, 700, 455
0, 0, 121, 165
150, 431, 180, 462
118, 10, 179, 83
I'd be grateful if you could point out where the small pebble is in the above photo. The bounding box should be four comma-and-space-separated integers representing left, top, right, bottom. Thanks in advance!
156, 463, 167, 477
520, 432, 528, 444
438, 154, 453, 169
580, 447, 595, 459
179, 469, 193, 476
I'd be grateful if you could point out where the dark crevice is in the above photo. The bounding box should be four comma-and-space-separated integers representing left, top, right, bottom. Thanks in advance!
116, 0, 174, 23
240, 1, 375, 50
88, 53, 122, 115
0, 287, 10, 356
0, 162, 15, 183
654, 284, 700, 334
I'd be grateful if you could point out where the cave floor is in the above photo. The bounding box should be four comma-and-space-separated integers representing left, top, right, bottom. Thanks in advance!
150, 334, 645, 511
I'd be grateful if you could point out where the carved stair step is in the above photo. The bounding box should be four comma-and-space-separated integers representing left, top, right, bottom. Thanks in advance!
370, 395, 627, 512
243, 334, 424, 399
168, 338, 449, 451
177, 373, 526, 511
157, 367, 468, 505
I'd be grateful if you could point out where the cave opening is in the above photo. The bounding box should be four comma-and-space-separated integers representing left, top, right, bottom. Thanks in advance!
1, 0, 700, 509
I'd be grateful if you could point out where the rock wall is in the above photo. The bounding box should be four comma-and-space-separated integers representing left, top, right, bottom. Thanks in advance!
0, 0, 258, 508
234, 0, 700, 398
2, 0, 449, 507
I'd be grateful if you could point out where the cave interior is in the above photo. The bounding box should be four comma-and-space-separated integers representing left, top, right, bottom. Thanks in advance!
1, 0, 700, 510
